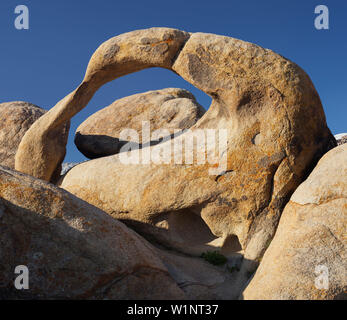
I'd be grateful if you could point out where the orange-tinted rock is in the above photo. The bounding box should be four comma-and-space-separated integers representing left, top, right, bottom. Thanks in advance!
243, 144, 347, 300
15, 28, 336, 263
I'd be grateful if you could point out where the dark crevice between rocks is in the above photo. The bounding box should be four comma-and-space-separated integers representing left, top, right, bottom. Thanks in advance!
170, 34, 191, 69
215, 169, 234, 183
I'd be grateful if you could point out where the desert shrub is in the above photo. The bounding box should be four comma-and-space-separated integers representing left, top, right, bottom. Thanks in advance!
227, 265, 240, 273
200, 251, 227, 266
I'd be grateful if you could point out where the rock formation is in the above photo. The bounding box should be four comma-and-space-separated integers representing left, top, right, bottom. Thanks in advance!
243, 144, 347, 300
0, 102, 46, 168
1, 101, 70, 183
0, 166, 184, 299
15, 28, 190, 182
75, 88, 205, 158
15, 28, 336, 265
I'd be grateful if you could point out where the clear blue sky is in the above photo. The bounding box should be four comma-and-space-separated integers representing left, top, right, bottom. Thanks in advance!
1, 0, 346, 163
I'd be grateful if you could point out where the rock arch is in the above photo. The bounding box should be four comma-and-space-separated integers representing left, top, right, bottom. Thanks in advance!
15, 28, 335, 262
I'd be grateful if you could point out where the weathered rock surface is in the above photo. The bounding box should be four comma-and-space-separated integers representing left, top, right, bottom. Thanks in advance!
0, 102, 46, 169
15, 28, 190, 182
16, 28, 336, 264
75, 88, 205, 158
6, 100, 70, 183
243, 144, 347, 300
0, 166, 185, 299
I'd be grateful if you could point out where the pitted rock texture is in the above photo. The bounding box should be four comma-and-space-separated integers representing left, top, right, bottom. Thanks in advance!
0, 166, 184, 299
15, 28, 336, 263
75, 88, 205, 158
243, 144, 347, 300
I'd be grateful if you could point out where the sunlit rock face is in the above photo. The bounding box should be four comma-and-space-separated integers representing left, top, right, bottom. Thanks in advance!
15, 28, 336, 263
0, 166, 184, 299
0, 102, 46, 168
243, 144, 347, 300
74, 88, 205, 159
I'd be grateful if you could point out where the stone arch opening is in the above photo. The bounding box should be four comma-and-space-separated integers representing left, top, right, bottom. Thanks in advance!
15, 27, 234, 182
64, 67, 212, 163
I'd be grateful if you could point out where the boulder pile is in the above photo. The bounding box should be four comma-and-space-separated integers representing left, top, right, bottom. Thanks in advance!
0, 28, 344, 300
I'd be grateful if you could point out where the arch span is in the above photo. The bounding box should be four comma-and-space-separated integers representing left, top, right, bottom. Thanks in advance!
15, 28, 335, 262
